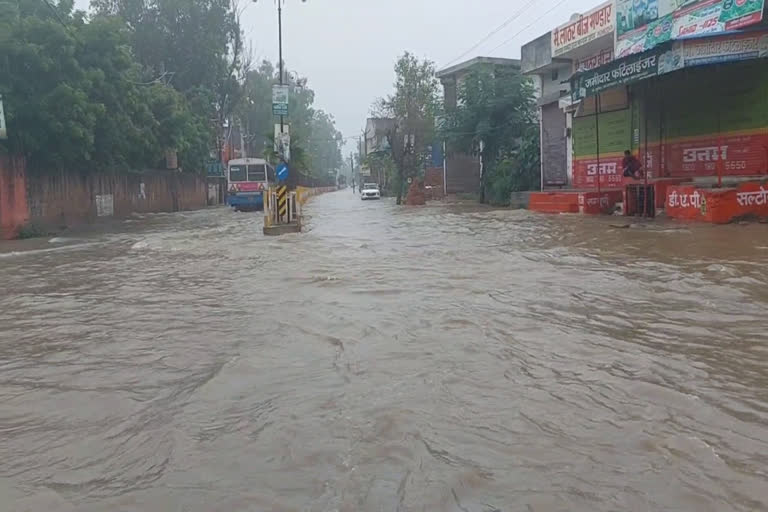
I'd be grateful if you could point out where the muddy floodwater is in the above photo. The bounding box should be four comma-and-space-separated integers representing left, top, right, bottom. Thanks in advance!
1, 191, 768, 511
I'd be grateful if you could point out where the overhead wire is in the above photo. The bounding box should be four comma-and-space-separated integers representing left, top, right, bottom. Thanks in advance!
487, 0, 575, 56
442, 0, 539, 68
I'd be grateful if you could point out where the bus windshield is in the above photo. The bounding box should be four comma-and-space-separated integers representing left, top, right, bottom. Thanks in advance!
229, 165, 246, 182
247, 165, 267, 182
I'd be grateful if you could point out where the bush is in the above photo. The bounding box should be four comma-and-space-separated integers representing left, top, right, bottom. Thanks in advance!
17, 222, 53, 239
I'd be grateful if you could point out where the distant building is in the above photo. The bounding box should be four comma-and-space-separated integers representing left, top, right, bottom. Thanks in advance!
437, 57, 521, 195
363, 118, 395, 189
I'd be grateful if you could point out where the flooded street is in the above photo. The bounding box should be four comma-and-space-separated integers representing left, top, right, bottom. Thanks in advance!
2, 191, 768, 511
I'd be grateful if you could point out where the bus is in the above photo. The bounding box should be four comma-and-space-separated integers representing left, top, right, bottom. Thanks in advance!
226, 158, 275, 211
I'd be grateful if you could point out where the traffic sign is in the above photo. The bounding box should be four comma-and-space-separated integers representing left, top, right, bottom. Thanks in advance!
276, 162, 289, 182
272, 103, 288, 116
272, 85, 289, 117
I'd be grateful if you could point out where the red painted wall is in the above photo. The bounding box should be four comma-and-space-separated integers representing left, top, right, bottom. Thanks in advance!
0, 155, 29, 239
667, 181, 768, 223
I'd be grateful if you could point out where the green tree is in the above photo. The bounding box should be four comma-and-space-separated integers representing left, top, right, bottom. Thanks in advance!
0, 0, 211, 173
376, 52, 441, 204
90, 0, 246, 163
442, 66, 538, 204
307, 110, 343, 180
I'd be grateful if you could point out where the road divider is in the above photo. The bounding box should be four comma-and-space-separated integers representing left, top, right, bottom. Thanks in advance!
296, 186, 337, 205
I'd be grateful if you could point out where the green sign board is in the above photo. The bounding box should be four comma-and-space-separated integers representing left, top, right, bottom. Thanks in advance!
721, 0, 765, 24
573, 49, 662, 100
616, 0, 766, 58
272, 103, 288, 116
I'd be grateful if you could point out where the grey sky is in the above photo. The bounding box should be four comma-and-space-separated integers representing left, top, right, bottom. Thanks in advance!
239, 0, 601, 155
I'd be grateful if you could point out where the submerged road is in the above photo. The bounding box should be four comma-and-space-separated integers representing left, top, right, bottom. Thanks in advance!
1, 191, 768, 511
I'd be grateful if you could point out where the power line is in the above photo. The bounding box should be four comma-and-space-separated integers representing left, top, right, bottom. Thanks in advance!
38, 0, 77, 39
442, 0, 538, 68
487, 0, 574, 56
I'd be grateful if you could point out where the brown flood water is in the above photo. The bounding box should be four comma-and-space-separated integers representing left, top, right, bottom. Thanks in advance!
1, 191, 768, 511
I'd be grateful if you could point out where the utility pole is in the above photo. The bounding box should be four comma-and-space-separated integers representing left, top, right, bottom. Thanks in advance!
278, 0, 284, 135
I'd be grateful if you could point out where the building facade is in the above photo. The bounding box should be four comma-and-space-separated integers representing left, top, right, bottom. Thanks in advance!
522, 1, 615, 190
523, 0, 768, 221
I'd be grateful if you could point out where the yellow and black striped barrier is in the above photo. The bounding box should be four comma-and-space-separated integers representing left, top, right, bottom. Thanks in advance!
277, 185, 288, 219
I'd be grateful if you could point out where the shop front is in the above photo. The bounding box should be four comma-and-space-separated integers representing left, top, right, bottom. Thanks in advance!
569, 23, 768, 220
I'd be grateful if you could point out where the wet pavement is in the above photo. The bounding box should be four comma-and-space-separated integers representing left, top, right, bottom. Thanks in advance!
1, 190, 768, 511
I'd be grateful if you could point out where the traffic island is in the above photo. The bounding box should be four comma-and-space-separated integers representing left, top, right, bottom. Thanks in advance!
263, 186, 302, 235
263, 221, 301, 236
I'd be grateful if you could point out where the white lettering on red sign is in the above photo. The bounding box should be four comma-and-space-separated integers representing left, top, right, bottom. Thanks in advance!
736, 187, 768, 207
682, 146, 729, 163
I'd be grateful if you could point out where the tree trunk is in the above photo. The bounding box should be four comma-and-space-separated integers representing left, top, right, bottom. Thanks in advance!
396, 169, 404, 205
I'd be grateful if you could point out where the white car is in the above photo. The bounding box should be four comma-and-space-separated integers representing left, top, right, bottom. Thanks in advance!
361, 183, 381, 200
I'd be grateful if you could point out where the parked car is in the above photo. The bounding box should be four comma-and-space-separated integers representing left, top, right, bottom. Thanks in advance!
361, 183, 381, 200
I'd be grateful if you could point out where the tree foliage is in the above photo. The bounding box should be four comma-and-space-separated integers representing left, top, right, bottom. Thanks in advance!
0, 0, 213, 172
442, 66, 539, 204
377, 52, 441, 204
1, 0, 342, 182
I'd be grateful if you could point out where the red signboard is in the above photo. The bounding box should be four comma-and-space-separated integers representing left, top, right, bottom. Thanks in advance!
572, 156, 625, 188
575, 132, 768, 188
666, 133, 768, 178
229, 182, 264, 193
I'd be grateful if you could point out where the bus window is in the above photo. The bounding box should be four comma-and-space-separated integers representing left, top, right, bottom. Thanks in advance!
247, 164, 267, 182
229, 165, 246, 182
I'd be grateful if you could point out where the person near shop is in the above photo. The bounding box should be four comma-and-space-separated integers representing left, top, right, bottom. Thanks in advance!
622, 150, 643, 179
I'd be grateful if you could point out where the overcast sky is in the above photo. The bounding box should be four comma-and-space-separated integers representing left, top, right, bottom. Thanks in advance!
238, 0, 602, 155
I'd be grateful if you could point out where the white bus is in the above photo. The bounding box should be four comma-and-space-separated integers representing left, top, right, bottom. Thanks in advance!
226, 158, 275, 211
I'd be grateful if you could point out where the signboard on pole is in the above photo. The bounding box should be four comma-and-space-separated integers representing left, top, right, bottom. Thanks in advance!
274, 124, 291, 161
272, 85, 289, 116
0, 95, 6, 140
276, 162, 289, 182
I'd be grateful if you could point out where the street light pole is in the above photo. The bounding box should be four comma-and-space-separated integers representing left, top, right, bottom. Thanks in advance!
278, 0, 284, 134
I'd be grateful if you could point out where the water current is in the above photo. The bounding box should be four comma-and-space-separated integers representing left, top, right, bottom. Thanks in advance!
1, 191, 768, 511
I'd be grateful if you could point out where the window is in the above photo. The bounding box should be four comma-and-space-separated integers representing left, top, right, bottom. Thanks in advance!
247, 164, 267, 182
229, 165, 246, 182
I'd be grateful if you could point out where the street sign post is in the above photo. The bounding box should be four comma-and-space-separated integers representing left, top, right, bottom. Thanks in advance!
276, 162, 289, 182
272, 85, 289, 117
